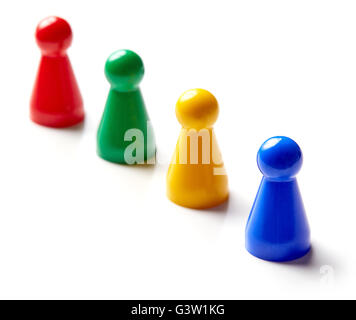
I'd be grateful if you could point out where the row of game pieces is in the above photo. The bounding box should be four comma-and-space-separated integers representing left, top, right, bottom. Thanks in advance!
30, 16, 311, 263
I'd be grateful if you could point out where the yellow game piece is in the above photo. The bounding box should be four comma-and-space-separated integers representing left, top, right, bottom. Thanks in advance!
166, 89, 229, 209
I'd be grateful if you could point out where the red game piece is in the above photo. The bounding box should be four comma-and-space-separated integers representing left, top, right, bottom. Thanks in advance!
30, 17, 84, 128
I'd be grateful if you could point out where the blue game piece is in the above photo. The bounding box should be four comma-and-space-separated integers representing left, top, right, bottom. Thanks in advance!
245, 136, 311, 262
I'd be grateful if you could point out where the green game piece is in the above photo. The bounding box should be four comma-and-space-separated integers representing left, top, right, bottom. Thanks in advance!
97, 49, 156, 164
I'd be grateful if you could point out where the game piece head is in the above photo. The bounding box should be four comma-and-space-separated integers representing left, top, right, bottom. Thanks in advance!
257, 136, 303, 181
105, 49, 144, 91
35, 16, 72, 56
175, 89, 219, 129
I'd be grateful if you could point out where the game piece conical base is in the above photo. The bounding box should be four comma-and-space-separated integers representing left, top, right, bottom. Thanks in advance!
31, 55, 84, 128
246, 177, 311, 261
167, 128, 228, 209
97, 89, 155, 164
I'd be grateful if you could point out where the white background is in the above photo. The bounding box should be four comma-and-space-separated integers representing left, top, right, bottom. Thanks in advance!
0, 0, 354, 299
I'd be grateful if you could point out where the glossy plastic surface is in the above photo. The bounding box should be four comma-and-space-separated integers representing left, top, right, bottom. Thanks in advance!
30, 16, 84, 128
97, 49, 156, 164
167, 89, 228, 209
245, 136, 311, 262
